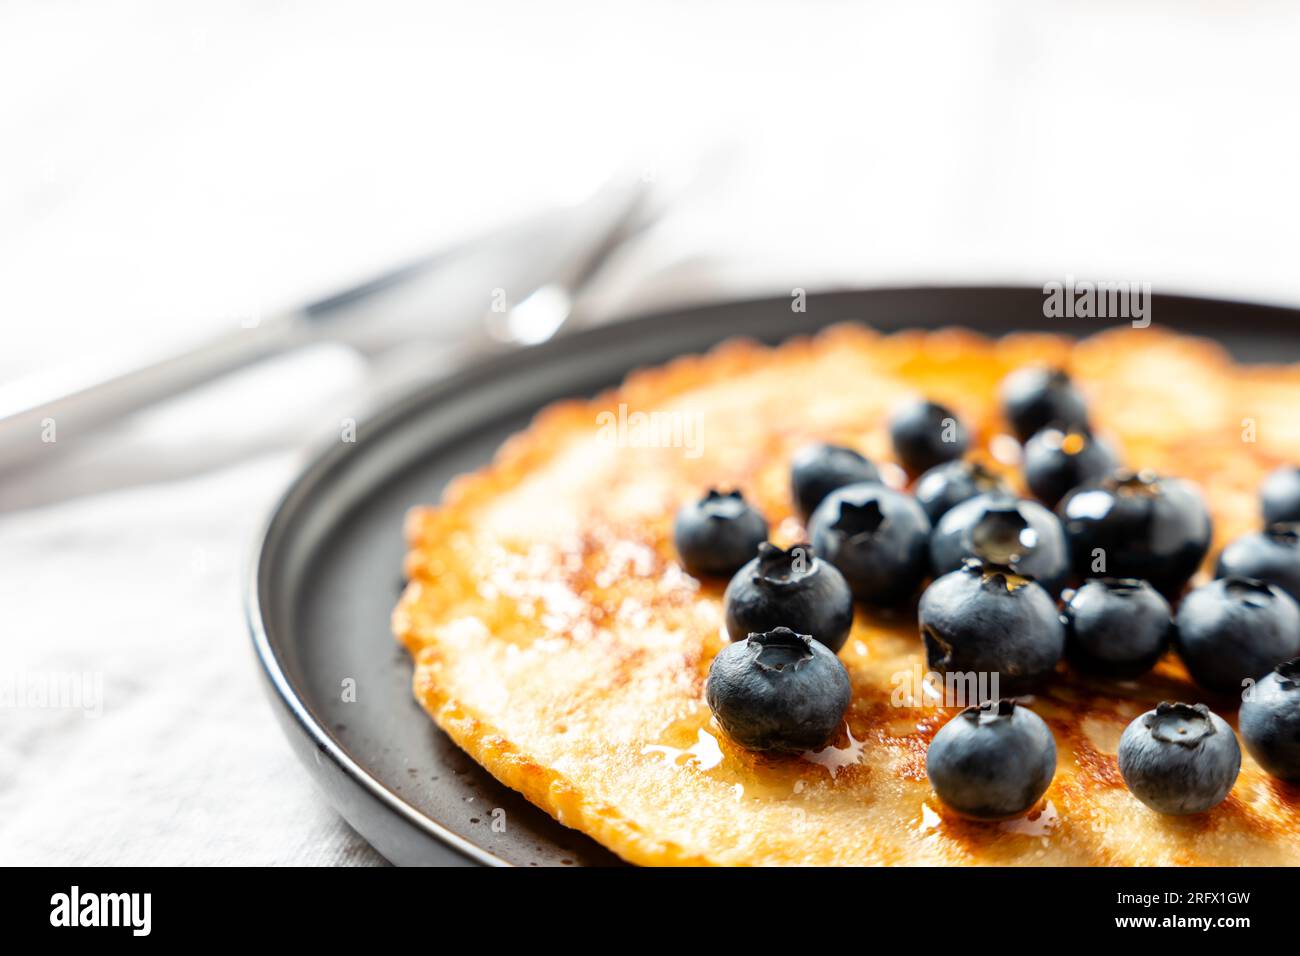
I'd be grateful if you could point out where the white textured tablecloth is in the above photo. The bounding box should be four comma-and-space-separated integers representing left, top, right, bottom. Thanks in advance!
0, 454, 390, 865
5, 0, 1300, 865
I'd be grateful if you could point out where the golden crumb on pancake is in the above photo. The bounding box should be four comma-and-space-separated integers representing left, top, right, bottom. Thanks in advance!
393, 323, 1300, 866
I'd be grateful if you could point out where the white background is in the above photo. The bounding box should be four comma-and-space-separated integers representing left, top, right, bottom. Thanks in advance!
2, 0, 1299, 864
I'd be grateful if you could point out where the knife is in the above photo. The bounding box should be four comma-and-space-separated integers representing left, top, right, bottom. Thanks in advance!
0, 173, 651, 474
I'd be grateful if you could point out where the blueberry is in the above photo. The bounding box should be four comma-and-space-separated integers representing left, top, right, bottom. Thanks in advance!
808, 482, 932, 605
888, 399, 969, 475
790, 443, 881, 519
1022, 426, 1118, 509
1057, 470, 1211, 598
1239, 658, 1300, 781
1062, 578, 1171, 678
913, 459, 1011, 525
1262, 466, 1300, 526
1174, 576, 1300, 695
1215, 524, 1300, 602
1117, 702, 1240, 815
1000, 366, 1090, 443
929, 493, 1070, 594
706, 627, 851, 753
918, 560, 1066, 696
723, 542, 854, 652
925, 699, 1056, 820
673, 489, 768, 577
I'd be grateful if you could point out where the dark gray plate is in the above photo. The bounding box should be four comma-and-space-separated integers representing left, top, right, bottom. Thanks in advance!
246, 286, 1300, 866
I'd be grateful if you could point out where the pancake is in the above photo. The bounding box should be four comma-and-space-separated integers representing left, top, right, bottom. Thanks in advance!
392, 323, 1300, 866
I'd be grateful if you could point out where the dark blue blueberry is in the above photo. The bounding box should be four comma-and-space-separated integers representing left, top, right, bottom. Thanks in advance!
913, 459, 1011, 524
925, 699, 1056, 820
918, 560, 1066, 696
1000, 366, 1090, 443
1215, 525, 1300, 603
1174, 576, 1300, 695
888, 399, 969, 475
790, 443, 881, 519
706, 627, 851, 753
1022, 426, 1117, 509
723, 542, 854, 652
1262, 466, 1300, 526
1057, 470, 1211, 598
930, 493, 1070, 594
1062, 578, 1171, 678
673, 489, 768, 578
1117, 702, 1240, 815
1239, 658, 1300, 781
808, 482, 932, 606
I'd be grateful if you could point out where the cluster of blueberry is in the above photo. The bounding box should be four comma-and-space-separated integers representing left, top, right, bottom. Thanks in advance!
673, 366, 1300, 821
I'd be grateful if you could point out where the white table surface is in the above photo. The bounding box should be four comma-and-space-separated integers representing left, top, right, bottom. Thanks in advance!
3, 0, 1300, 865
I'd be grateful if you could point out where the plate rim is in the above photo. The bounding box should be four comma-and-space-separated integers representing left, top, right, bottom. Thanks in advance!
245, 472, 509, 867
